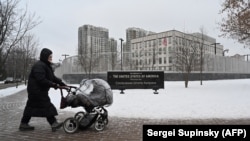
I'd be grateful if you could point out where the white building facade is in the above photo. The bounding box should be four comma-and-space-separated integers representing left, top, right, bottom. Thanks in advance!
130, 30, 224, 71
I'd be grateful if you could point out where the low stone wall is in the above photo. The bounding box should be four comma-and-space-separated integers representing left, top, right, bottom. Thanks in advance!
62, 72, 250, 84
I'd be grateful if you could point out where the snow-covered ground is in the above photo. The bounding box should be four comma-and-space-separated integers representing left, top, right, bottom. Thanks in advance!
1, 79, 250, 119
0, 84, 26, 98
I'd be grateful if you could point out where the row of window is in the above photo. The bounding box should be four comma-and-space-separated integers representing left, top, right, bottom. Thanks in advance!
132, 44, 220, 56
137, 66, 173, 71
132, 37, 172, 49
131, 36, 222, 55
132, 57, 173, 66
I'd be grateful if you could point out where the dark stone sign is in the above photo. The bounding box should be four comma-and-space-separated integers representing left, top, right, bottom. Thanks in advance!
107, 71, 164, 94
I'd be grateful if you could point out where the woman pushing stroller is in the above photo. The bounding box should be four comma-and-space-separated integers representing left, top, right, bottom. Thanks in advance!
19, 48, 67, 132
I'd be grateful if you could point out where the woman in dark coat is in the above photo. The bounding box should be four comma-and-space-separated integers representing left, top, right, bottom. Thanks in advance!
19, 48, 66, 131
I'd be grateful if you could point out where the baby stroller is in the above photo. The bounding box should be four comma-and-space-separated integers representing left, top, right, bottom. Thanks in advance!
59, 78, 113, 134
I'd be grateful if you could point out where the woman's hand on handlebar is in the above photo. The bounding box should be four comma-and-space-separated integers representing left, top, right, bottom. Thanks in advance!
58, 85, 69, 90
58, 85, 77, 92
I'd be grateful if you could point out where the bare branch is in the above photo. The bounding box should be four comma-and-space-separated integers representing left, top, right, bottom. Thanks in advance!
0, 0, 41, 78
219, 0, 250, 46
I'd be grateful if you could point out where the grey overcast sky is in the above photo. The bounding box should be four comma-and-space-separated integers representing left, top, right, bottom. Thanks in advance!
21, 0, 250, 62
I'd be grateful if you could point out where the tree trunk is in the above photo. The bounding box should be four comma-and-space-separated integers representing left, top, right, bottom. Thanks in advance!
184, 73, 189, 88
185, 80, 188, 88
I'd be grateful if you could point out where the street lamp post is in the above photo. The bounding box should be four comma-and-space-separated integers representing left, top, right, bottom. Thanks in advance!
119, 38, 124, 71
62, 54, 69, 60
211, 43, 220, 55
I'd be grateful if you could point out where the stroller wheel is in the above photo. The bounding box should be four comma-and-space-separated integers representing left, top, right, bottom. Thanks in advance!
94, 117, 105, 131
74, 112, 86, 122
63, 117, 79, 134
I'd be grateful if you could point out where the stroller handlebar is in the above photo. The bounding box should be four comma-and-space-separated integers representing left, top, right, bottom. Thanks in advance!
58, 85, 77, 92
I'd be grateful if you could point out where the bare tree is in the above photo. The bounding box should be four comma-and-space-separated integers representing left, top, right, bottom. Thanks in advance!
110, 51, 118, 71
130, 40, 160, 71
172, 33, 199, 88
108, 38, 118, 70
131, 50, 139, 70
151, 45, 157, 70
0, 0, 40, 78
219, 0, 250, 46
78, 40, 100, 79
4, 34, 38, 84
199, 27, 206, 85
150, 40, 158, 70
19, 34, 39, 84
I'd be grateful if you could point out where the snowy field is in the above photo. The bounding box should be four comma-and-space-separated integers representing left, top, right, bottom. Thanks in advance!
1, 79, 250, 119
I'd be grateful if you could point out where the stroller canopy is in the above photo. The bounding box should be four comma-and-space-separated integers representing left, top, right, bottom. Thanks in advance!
67, 79, 113, 108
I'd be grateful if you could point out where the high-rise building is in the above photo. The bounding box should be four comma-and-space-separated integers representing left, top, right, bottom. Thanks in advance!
78, 24, 109, 55
78, 24, 117, 72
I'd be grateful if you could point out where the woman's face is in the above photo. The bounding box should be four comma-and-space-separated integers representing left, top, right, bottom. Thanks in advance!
48, 54, 53, 63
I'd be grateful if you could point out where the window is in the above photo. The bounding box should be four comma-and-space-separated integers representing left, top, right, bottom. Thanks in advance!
169, 57, 172, 63
149, 49, 152, 56
144, 42, 147, 48
169, 47, 172, 53
169, 66, 172, 71
132, 44, 135, 50
159, 38, 162, 45
159, 48, 162, 55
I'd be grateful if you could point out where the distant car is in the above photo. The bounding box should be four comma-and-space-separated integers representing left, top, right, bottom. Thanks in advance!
15, 78, 22, 83
4, 77, 14, 84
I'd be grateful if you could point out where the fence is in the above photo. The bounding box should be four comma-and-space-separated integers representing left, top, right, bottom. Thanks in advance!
55, 55, 250, 83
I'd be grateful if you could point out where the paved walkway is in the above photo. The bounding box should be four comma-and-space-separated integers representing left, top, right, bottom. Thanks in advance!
1, 89, 250, 141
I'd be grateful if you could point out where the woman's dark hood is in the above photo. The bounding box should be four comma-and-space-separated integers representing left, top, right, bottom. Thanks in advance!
40, 48, 52, 64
